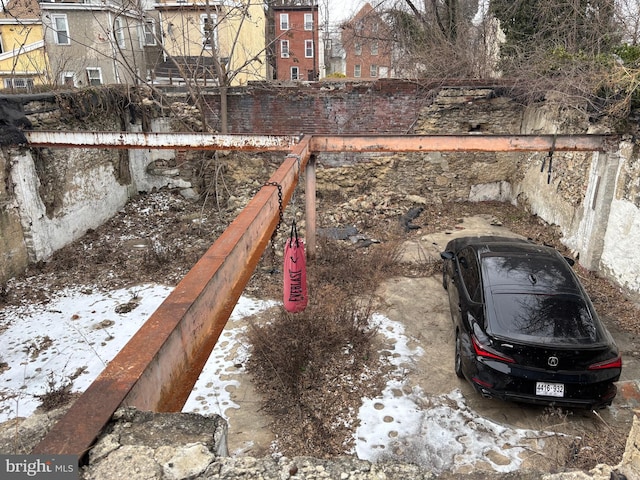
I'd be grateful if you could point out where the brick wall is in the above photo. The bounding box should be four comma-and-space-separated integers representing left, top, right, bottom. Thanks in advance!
202, 80, 438, 135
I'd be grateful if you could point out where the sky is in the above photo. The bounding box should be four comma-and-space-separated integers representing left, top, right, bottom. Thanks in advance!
325, 0, 367, 25
0, 282, 554, 473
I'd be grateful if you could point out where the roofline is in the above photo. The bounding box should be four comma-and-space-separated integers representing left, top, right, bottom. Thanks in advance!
0, 39, 45, 62
0, 18, 40, 24
39, 2, 139, 17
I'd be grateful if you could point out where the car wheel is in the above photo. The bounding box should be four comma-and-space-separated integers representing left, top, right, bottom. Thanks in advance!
455, 331, 464, 379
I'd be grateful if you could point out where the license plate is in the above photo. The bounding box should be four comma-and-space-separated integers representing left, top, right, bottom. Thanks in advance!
536, 382, 564, 397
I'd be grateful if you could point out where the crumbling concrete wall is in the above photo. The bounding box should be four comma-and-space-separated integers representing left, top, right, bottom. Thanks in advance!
0, 149, 29, 285
0, 91, 198, 283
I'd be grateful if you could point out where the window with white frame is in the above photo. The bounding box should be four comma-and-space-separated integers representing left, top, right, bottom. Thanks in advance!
280, 13, 289, 30
86, 67, 103, 86
0, 33, 4, 54
354, 64, 361, 77
3, 78, 34, 90
281, 39, 289, 58
52, 14, 70, 45
290, 66, 299, 80
201, 13, 217, 49
141, 20, 156, 46
354, 42, 362, 55
370, 64, 378, 77
114, 17, 126, 49
61, 72, 76, 87
304, 13, 313, 30
371, 41, 378, 55
305, 39, 313, 58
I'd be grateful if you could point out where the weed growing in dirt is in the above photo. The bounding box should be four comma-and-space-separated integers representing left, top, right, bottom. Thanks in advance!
246, 235, 404, 457
565, 410, 627, 470
533, 406, 627, 471
35, 372, 75, 412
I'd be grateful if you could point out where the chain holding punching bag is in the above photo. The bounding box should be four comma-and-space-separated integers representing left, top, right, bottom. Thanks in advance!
283, 220, 308, 313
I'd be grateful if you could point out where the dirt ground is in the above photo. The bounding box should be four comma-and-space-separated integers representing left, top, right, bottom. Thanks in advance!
2, 182, 640, 474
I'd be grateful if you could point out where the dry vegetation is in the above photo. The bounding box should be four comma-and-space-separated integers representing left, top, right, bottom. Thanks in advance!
246, 235, 404, 456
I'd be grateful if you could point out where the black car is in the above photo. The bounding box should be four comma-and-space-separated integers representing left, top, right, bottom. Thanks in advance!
440, 236, 621, 409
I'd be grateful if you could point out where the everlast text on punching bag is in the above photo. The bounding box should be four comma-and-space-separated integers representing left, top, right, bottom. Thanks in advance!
283, 221, 307, 313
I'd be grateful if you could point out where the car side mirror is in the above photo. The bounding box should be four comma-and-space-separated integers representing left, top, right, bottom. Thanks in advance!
440, 251, 454, 260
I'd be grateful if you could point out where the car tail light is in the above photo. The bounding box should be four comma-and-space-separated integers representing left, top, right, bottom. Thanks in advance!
471, 335, 515, 363
588, 355, 622, 370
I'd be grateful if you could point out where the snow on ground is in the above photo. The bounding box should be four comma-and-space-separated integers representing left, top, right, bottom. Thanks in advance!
1, 284, 548, 472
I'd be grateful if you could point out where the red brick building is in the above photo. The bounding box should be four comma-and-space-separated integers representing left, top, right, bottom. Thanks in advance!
342, 3, 393, 79
272, 0, 320, 81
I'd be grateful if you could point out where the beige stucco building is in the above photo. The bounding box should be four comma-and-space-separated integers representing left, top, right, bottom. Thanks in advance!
153, 0, 267, 86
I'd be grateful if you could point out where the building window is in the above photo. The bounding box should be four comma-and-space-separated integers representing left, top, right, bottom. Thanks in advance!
3, 78, 34, 90
354, 64, 361, 77
61, 72, 76, 87
281, 40, 289, 58
0, 34, 4, 54
52, 14, 70, 45
305, 39, 313, 58
304, 13, 313, 30
201, 14, 217, 49
141, 20, 156, 46
290, 66, 299, 80
370, 64, 378, 77
354, 42, 362, 56
371, 41, 378, 55
86, 67, 103, 86
280, 13, 289, 30
114, 17, 126, 49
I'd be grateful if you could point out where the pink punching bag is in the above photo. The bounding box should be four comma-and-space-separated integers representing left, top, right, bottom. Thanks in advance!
283, 221, 308, 313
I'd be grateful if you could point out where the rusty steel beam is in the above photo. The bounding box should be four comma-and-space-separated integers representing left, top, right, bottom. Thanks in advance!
24, 131, 299, 150
310, 134, 618, 152
305, 156, 317, 260
32, 136, 312, 457
23, 132, 619, 153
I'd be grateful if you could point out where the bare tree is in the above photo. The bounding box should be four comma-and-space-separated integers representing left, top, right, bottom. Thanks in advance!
380, 0, 497, 78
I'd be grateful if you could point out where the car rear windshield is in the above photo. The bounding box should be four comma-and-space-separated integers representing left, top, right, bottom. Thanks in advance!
487, 293, 605, 345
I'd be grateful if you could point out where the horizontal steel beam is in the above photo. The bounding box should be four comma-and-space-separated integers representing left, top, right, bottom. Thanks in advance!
22, 132, 618, 153
32, 137, 312, 457
310, 134, 618, 152
24, 131, 299, 150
